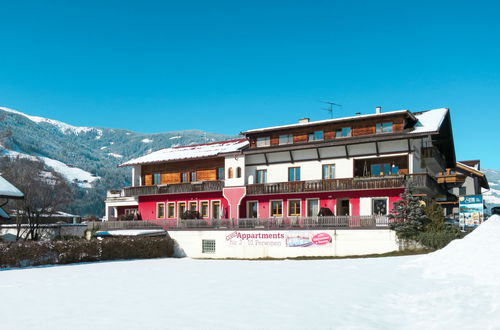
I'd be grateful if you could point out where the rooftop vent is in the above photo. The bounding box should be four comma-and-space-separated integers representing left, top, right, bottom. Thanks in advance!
298, 118, 310, 124
375, 106, 382, 114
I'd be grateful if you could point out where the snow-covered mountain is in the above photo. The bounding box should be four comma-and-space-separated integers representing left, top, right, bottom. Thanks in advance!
0, 106, 235, 216
483, 168, 500, 212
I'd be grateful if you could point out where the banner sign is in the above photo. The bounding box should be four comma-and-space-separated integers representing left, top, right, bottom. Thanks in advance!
459, 195, 484, 227
225, 231, 333, 248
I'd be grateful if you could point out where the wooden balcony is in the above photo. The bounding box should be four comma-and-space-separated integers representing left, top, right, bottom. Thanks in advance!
436, 168, 466, 185
246, 173, 443, 195
123, 180, 224, 197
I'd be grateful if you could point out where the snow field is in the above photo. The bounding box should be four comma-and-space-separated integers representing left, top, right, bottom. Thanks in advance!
0, 216, 499, 329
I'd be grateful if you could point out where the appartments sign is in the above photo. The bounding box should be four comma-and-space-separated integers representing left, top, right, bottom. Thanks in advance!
225, 231, 333, 248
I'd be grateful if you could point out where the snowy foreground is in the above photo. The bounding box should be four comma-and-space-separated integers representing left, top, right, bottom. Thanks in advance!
1, 217, 500, 330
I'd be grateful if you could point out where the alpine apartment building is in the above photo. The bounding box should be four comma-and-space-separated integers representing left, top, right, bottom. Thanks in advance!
105, 107, 463, 222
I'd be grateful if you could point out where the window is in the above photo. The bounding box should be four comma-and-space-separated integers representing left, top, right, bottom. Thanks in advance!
288, 199, 301, 216
256, 170, 267, 184
200, 201, 209, 218
125, 209, 137, 216
279, 134, 293, 145
270, 200, 283, 217
306, 199, 319, 217
189, 201, 197, 212
236, 167, 242, 178
228, 168, 233, 179
156, 203, 165, 219
181, 173, 188, 183
178, 202, 186, 218
372, 199, 388, 215
308, 130, 324, 141
322, 164, 335, 179
167, 202, 175, 218
288, 167, 301, 181
247, 201, 258, 218
376, 122, 393, 133
336, 127, 351, 138
370, 163, 391, 176
190, 171, 197, 182
202, 239, 216, 254
217, 167, 225, 180
212, 201, 221, 219
256, 136, 270, 147
153, 173, 161, 185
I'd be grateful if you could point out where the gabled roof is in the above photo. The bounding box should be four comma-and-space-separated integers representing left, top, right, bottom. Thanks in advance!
410, 108, 449, 134
241, 110, 415, 134
0, 175, 23, 199
120, 138, 249, 167
456, 161, 489, 189
241, 108, 449, 136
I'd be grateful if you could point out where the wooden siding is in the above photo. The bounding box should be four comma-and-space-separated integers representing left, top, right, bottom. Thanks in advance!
248, 113, 408, 149
197, 169, 217, 181
141, 158, 223, 186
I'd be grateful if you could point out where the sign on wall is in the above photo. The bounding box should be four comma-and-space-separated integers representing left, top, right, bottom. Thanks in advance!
225, 231, 333, 248
459, 195, 484, 227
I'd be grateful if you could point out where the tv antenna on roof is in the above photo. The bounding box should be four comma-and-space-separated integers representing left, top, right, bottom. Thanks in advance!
320, 100, 342, 119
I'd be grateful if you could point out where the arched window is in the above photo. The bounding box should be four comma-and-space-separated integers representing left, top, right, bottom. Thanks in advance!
236, 167, 242, 178
228, 167, 233, 179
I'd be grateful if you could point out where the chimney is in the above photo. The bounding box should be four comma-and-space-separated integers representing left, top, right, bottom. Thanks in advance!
375, 106, 382, 114
298, 118, 310, 124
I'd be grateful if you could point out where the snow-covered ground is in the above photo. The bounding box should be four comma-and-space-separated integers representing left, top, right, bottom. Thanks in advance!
1, 216, 499, 330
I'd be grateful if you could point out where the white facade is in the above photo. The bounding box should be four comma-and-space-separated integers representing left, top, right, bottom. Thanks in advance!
224, 154, 245, 187
168, 229, 399, 259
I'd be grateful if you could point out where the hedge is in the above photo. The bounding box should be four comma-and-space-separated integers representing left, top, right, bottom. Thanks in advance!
416, 229, 465, 250
0, 236, 175, 268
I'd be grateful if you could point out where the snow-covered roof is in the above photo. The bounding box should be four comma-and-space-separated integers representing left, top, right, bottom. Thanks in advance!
0, 175, 23, 199
410, 108, 449, 134
121, 138, 249, 166
242, 110, 414, 134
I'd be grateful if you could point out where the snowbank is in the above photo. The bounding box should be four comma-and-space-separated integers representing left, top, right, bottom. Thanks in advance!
412, 215, 500, 284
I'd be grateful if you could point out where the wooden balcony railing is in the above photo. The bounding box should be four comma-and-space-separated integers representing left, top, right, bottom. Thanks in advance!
88, 215, 391, 231
246, 173, 442, 195
123, 180, 224, 197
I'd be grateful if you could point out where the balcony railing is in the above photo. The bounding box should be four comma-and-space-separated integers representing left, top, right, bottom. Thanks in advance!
246, 174, 439, 195
88, 215, 391, 231
123, 180, 224, 197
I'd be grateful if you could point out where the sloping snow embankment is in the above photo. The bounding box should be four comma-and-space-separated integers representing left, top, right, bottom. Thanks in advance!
412, 214, 500, 284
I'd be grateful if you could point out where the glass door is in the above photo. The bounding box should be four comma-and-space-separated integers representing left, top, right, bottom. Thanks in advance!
306, 199, 319, 217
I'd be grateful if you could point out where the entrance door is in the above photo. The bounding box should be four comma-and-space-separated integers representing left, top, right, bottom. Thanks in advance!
337, 199, 350, 216
306, 199, 319, 217
247, 201, 258, 218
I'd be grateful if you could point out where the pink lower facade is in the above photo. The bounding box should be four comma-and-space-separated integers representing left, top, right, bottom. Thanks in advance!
121, 187, 404, 220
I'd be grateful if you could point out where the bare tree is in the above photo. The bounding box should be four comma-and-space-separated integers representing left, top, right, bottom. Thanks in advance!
0, 156, 73, 240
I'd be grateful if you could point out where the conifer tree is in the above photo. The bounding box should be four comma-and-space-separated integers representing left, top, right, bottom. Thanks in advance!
389, 181, 428, 239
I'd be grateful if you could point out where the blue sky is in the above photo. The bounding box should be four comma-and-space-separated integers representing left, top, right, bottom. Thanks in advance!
0, 1, 499, 168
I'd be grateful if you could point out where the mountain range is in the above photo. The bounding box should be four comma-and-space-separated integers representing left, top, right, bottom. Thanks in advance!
0, 107, 234, 216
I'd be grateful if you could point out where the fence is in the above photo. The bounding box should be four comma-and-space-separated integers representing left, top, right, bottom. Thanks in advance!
88, 215, 390, 231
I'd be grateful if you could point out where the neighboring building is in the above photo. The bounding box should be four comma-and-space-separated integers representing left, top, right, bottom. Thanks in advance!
105, 107, 463, 222
0, 174, 24, 219
436, 160, 489, 218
